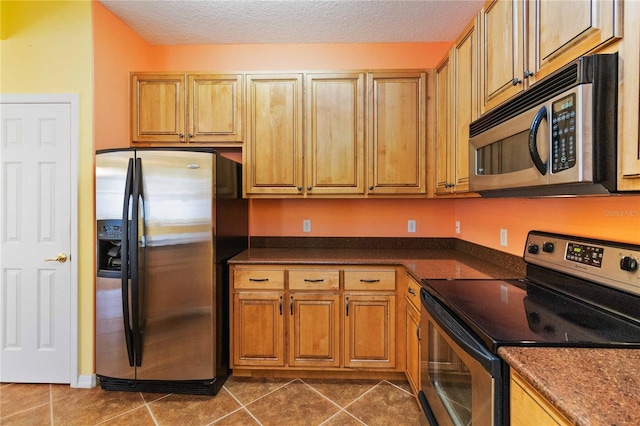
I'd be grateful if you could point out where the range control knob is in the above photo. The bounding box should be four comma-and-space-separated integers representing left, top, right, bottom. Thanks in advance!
620, 256, 639, 272
542, 242, 555, 253
528, 244, 539, 254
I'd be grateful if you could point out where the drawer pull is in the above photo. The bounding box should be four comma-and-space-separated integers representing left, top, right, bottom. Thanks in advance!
360, 279, 380, 283
346, 296, 349, 316
290, 296, 294, 315
279, 296, 283, 315
249, 278, 269, 282
304, 278, 325, 283
408, 288, 416, 296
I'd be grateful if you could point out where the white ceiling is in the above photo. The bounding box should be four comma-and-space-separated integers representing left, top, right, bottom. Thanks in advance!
98, 0, 485, 45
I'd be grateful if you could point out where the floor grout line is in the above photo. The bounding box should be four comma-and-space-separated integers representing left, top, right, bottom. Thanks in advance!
220, 383, 265, 426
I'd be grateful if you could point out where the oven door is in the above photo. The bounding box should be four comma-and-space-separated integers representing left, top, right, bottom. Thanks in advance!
419, 288, 503, 426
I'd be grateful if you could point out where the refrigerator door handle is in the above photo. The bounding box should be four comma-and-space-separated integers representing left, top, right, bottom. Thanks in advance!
132, 158, 144, 368
121, 158, 135, 367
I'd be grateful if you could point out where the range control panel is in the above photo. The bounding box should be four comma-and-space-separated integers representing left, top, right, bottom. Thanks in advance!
524, 231, 640, 296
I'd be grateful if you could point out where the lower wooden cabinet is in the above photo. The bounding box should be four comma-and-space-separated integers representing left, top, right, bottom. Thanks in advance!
510, 370, 571, 426
344, 293, 396, 368
230, 265, 400, 373
233, 291, 284, 367
405, 274, 422, 396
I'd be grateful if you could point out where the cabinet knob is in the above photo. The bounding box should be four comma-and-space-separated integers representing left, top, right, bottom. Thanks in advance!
524, 70, 534, 78
188, 133, 193, 138
178, 133, 184, 138
512, 78, 522, 86
307, 186, 312, 191
369, 186, 374, 191
297, 186, 302, 191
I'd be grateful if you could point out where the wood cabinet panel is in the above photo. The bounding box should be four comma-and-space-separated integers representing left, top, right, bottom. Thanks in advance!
233, 291, 284, 367
344, 269, 396, 291
187, 74, 243, 143
510, 370, 571, 426
344, 293, 396, 368
305, 73, 365, 195
288, 293, 340, 367
233, 268, 285, 290
245, 74, 303, 195
479, 0, 524, 113
131, 74, 186, 143
406, 298, 421, 395
288, 269, 339, 290
367, 72, 427, 194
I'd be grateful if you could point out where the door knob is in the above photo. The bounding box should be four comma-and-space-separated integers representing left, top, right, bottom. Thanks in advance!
44, 253, 68, 263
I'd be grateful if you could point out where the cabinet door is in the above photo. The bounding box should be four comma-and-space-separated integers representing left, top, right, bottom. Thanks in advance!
305, 73, 365, 195
451, 16, 478, 193
187, 74, 243, 143
479, 0, 524, 114
406, 299, 421, 396
244, 74, 303, 195
233, 292, 285, 366
288, 293, 340, 368
344, 294, 395, 368
527, 0, 621, 83
434, 56, 452, 195
511, 370, 571, 426
367, 72, 427, 194
131, 74, 186, 143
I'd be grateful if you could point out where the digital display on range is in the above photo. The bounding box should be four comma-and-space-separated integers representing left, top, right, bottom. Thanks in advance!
565, 242, 604, 268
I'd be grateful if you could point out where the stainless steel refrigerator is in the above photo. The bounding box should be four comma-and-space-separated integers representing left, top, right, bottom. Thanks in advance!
95, 148, 247, 395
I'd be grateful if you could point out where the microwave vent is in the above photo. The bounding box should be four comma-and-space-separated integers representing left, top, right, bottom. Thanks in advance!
470, 55, 613, 138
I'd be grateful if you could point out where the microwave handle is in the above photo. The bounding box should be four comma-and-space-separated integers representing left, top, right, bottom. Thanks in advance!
528, 106, 548, 175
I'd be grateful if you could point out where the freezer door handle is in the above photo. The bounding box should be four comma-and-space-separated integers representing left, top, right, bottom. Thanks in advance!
121, 158, 135, 367
132, 157, 145, 368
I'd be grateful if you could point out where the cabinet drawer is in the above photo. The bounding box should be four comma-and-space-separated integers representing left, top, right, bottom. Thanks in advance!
344, 269, 396, 291
234, 268, 285, 290
289, 269, 339, 290
406, 276, 422, 311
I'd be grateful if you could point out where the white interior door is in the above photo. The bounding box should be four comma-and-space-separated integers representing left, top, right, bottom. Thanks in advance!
1, 97, 77, 384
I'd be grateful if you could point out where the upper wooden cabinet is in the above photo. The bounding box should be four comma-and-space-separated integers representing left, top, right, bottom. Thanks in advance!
243, 70, 427, 197
304, 73, 366, 196
435, 17, 478, 195
479, 0, 621, 114
131, 73, 243, 145
367, 72, 427, 195
244, 74, 304, 196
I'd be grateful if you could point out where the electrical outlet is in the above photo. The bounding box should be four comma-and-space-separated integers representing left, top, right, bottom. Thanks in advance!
500, 229, 508, 247
455, 221, 461, 235
303, 219, 311, 233
408, 220, 416, 233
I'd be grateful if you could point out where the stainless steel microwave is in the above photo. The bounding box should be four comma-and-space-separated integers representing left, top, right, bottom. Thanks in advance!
469, 53, 618, 197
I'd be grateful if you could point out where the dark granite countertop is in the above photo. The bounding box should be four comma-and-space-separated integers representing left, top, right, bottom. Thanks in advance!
499, 347, 640, 425
229, 238, 526, 281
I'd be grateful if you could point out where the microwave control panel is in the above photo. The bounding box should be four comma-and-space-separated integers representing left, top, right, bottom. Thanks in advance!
551, 93, 577, 173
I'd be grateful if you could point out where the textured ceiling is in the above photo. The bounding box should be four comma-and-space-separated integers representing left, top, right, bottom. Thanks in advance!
99, 0, 485, 45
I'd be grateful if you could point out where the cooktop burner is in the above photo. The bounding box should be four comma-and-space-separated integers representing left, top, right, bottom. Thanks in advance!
421, 231, 640, 353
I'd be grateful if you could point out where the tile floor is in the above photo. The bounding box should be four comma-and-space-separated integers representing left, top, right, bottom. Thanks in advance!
0, 376, 429, 425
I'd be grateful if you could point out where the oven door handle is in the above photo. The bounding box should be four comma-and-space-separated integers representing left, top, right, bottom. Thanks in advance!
420, 288, 502, 379
528, 106, 548, 175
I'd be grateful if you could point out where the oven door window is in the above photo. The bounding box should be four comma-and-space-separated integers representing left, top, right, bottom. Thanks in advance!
427, 321, 472, 425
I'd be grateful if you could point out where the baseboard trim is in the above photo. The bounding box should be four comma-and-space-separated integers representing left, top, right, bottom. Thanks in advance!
74, 374, 97, 388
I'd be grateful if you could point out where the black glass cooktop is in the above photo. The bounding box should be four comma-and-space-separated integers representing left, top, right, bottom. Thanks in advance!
421, 278, 640, 353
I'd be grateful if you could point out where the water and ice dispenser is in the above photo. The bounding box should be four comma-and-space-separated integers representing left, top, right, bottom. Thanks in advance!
97, 220, 123, 278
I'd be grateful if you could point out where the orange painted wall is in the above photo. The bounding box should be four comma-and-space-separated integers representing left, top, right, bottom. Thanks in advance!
93, 2, 161, 150
455, 196, 640, 255
250, 199, 455, 237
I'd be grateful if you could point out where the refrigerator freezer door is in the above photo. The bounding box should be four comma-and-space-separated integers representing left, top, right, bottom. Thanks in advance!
95, 150, 135, 379
134, 150, 216, 381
